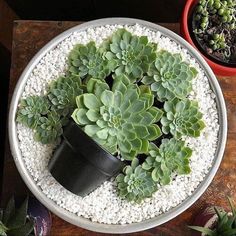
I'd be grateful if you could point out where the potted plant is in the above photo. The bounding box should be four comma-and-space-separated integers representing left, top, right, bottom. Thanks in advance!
0, 196, 51, 236
16, 28, 205, 201
10, 19, 227, 231
181, 0, 236, 76
189, 197, 236, 236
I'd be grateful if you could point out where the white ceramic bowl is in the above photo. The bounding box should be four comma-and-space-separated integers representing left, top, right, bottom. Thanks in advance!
8, 18, 227, 233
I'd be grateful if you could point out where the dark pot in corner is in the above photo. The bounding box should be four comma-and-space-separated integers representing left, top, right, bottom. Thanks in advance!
28, 197, 52, 236
48, 121, 124, 197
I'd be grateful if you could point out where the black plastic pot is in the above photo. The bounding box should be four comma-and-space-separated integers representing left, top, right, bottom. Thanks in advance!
48, 121, 124, 197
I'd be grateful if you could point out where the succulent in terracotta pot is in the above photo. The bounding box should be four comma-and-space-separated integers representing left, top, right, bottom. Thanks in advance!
191, 0, 236, 65
181, 0, 236, 76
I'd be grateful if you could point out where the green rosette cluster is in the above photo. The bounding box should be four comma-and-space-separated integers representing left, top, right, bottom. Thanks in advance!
72, 78, 163, 160
142, 139, 192, 185
142, 50, 197, 101
16, 28, 206, 203
116, 158, 157, 203
161, 98, 205, 138
17, 75, 83, 144
68, 41, 112, 79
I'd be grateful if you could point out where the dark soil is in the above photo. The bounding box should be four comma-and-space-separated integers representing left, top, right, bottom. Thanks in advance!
190, 5, 236, 66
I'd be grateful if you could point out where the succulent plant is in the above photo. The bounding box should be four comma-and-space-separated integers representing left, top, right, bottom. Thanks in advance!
116, 158, 157, 203
104, 28, 157, 81
34, 110, 63, 144
161, 98, 205, 138
194, 0, 236, 31
17, 96, 50, 129
48, 75, 83, 117
189, 197, 236, 236
142, 50, 197, 101
142, 138, 192, 185
68, 41, 111, 79
72, 78, 163, 160
0, 197, 34, 236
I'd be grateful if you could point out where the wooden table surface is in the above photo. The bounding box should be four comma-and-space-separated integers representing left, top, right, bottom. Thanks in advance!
2, 20, 236, 236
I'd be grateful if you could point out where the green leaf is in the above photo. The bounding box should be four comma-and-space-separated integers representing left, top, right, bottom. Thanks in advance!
3, 197, 15, 225
188, 226, 215, 236
83, 94, 101, 109
7, 219, 34, 236
7, 197, 28, 229
101, 90, 114, 106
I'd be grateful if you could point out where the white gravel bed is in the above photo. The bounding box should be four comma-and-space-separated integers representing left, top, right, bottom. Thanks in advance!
16, 24, 219, 224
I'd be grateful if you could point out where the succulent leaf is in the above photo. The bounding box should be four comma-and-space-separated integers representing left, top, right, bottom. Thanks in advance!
142, 138, 192, 185
142, 50, 197, 101
116, 158, 157, 203
68, 41, 111, 79
104, 29, 157, 81
72, 78, 163, 160
48, 75, 83, 116
0, 197, 34, 236
161, 98, 205, 138
34, 110, 63, 144
17, 96, 50, 129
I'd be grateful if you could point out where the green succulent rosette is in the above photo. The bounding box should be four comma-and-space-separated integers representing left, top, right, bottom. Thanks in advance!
142, 50, 198, 101
34, 110, 63, 144
104, 28, 157, 81
68, 41, 112, 79
17, 96, 50, 129
48, 75, 83, 116
142, 138, 192, 185
116, 158, 157, 203
72, 78, 163, 160
161, 98, 205, 138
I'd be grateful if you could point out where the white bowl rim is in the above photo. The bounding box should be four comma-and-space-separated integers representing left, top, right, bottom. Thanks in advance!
8, 17, 227, 234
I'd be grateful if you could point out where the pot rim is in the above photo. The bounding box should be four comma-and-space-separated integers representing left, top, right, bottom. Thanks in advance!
62, 121, 124, 176
8, 17, 227, 234
181, 0, 236, 76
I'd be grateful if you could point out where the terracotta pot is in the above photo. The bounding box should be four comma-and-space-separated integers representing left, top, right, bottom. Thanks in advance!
181, 0, 236, 76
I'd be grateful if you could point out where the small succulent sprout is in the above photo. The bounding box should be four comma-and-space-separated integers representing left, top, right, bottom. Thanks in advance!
34, 110, 63, 144
72, 78, 163, 160
17, 96, 50, 129
161, 98, 205, 138
142, 50, 197, 102
116, 158, 157, 203
209, 33, 227, 51
68, 41, 111, 79
142, 139, 192, 185
48, 75, 83, 117
104, 28, 157, 81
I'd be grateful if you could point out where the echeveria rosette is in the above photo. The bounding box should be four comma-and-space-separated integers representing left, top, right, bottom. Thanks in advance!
142, 50, 198, 101
16, 96, 50, 129
142, 139, 192, 185
48, 75, 83, 117
116, 158, 157, 203
72, 78, 163, 160
34, 110, 63, 144
68, 41, 112, 79
104, 29, 157, 81
161, 98, 205, 138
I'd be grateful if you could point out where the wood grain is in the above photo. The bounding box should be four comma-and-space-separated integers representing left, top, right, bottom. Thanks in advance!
2, 21, 236, 236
